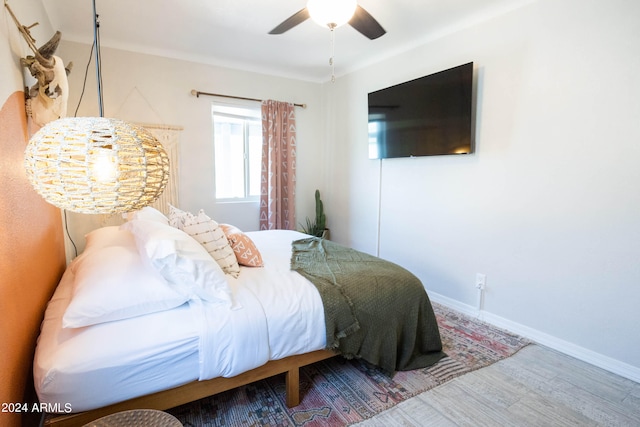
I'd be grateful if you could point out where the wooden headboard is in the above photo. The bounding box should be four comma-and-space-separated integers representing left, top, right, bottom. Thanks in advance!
0, 91, 66, 427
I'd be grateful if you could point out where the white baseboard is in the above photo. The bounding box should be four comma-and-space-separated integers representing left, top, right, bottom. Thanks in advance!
428, 291, 640, 384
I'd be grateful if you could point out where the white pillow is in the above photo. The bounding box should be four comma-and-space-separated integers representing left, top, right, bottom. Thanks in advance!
121, 219, 232, 304
124, 206, 169, 224
182, 210, 241, 278
77, 226, 135, 258
63, 242, 188, 328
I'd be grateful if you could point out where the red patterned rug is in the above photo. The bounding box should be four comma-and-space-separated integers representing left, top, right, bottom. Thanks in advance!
168, 303, 530, 426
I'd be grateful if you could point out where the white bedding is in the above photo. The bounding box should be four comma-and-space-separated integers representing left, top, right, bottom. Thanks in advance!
34, 229, 326, 412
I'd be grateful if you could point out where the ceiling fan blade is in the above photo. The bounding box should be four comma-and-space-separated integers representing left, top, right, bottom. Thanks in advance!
348, 5, 386, 40
268, 8, 310, 34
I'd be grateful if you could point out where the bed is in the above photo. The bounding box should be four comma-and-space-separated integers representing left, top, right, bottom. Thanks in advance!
33, 207, 444, 426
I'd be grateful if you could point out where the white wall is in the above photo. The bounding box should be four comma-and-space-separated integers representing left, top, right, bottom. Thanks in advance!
58, 41, 325, 252
323, 0, 640, 379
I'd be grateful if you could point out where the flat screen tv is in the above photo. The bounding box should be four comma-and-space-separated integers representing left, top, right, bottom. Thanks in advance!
368, 62, 474, 159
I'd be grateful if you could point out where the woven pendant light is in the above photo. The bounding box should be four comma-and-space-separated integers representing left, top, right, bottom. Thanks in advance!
25, 117, 169, 214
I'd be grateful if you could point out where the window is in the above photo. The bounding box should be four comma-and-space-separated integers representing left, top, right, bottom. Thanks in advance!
212, 104, 262, 201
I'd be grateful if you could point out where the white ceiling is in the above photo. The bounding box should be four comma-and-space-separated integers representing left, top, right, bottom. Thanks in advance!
42, 0, 532, 82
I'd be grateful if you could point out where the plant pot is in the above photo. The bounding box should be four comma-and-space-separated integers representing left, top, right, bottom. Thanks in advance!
321, 228, 330, 240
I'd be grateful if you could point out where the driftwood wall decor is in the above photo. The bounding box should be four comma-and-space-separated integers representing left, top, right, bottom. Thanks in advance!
5, 2, 72, 126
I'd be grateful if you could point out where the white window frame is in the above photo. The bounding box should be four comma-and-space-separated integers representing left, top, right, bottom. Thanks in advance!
211, 102, 262, 202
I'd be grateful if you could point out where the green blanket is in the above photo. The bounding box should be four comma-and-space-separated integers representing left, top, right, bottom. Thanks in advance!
291, 237, 445, 374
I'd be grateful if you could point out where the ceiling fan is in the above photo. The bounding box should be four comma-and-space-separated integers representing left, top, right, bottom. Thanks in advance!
269, 0, 386, 40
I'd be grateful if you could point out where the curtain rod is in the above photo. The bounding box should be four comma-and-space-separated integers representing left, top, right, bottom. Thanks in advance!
190, 90, 306, 109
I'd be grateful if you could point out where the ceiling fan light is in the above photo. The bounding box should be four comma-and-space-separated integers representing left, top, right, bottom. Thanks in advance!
307, 0, 357, 29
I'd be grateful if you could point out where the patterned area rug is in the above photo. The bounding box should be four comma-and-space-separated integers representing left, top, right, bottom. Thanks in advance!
168, 303, 530, 426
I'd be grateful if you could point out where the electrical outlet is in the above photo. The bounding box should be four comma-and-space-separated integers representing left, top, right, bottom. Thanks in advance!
475, 273, 486, 290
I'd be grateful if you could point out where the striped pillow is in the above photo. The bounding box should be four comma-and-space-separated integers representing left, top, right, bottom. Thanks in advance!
171, 207, 240, 278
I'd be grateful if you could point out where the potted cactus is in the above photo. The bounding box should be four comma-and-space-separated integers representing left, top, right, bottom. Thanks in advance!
300, 189, 328, 238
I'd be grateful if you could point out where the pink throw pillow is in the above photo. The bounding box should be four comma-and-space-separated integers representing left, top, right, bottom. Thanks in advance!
219, 224, 264, 267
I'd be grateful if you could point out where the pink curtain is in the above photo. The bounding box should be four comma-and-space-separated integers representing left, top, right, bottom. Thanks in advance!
259, 100, 296, 230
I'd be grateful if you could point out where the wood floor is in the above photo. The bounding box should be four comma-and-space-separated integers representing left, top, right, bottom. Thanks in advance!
355, 344, 640, 426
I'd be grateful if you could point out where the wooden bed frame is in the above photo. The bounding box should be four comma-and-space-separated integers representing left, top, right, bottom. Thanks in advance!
44, 349, 336, 427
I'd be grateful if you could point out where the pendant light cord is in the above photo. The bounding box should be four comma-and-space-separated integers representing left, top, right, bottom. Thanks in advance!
92, 0, 104, 116
328, 24, 337, 83
73, 1, 103, 117
73, 42, 94, 117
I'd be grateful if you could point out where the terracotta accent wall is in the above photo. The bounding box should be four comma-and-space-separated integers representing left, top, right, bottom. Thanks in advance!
0, 91, 66, 427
